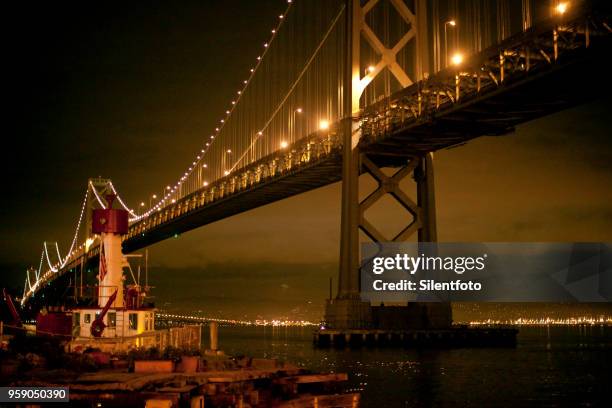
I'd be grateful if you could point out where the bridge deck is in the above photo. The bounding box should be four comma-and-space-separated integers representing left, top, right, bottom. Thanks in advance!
124, 152, 343, 252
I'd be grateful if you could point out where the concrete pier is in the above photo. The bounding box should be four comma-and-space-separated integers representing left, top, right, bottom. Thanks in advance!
313, 326, 518, 348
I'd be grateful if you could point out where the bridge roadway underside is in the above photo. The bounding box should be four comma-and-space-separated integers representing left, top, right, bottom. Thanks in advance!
122, 153, 344, 252
363, 47, 610, 166
123, 42, 609, 253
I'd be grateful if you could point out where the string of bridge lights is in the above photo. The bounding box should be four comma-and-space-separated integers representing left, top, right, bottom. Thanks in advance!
42, 185, 90, 273
23, 183, 98, 303
128, 0, 296, 223
24, 249, 45, 295
22, 0, 298, 302
23, 250, 45, 300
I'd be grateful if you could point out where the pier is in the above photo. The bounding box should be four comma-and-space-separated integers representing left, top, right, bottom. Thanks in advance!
314, 326, 518, 348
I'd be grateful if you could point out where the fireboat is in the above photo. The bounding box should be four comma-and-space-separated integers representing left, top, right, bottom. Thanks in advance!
2, 193, 191, 352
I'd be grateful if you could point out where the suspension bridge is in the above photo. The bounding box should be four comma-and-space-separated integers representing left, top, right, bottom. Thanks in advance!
18, 0, 612, 329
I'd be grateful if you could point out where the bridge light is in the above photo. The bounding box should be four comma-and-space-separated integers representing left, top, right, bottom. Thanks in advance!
227, 149, 232, 154
152, 194, 157, 199
280, 141, 289, 149
447, 20, 456, 27
224, 170, 230, 176
203, 181, 209, 186
166, 186, 171, 190
202, 163, 208, 168
85, 237, 94, 252
140, 202, 145, 207
319, 120, 330, 130
172, 199, 176, 203
555, 2, 568, 14
295, 108, 303, 113
450, 52, 464, 66
367, 65, 376, 73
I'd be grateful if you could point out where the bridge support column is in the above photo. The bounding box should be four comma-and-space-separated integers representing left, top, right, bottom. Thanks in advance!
324, 118, 373, 330
325, 151, 451, 329
415, 153, 452, 329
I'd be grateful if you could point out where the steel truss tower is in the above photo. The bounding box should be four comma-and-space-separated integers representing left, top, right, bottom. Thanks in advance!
325, 0, 451, 329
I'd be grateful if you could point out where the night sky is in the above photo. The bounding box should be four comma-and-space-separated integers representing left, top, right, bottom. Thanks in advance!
2, 1, 611, 320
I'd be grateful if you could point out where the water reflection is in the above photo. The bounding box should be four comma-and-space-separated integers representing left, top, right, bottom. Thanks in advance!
210, 325, 612, 407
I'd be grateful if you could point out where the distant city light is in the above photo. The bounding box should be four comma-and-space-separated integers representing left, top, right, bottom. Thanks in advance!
154, 312, 316, 327
466, 316, 612, 326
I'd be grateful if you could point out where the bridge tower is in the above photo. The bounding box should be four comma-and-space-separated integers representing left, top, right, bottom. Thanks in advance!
325, 0, 451, 329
